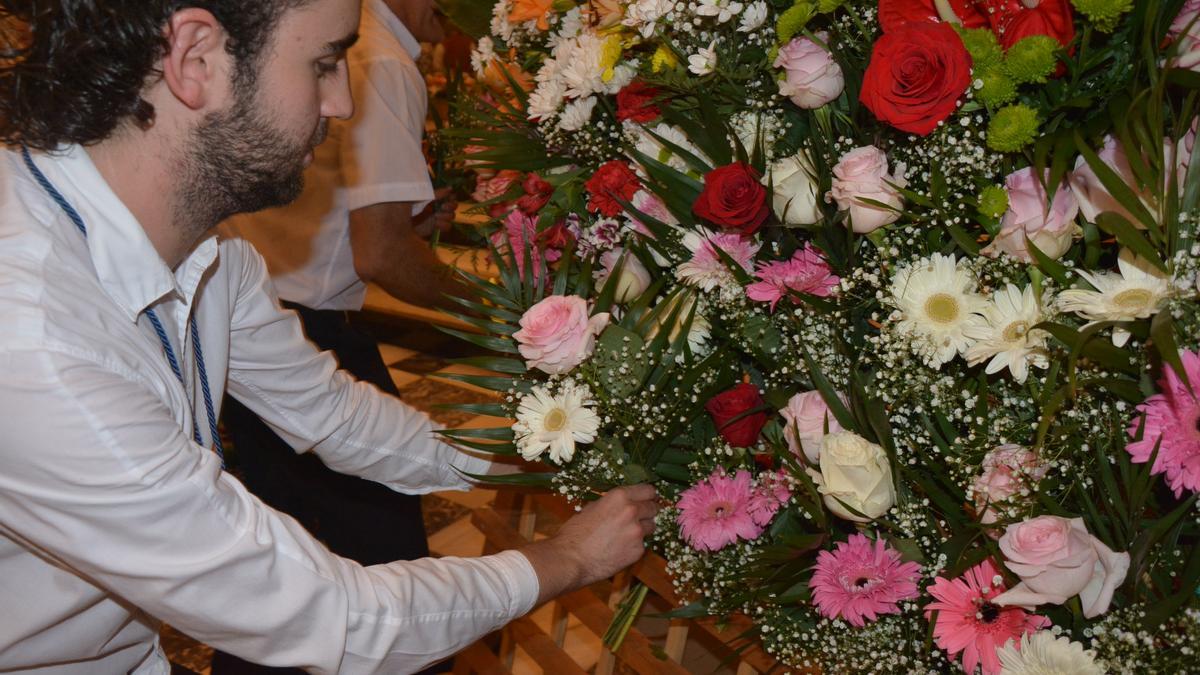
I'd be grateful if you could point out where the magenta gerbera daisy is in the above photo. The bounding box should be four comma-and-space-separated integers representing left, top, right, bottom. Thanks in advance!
809, 533, 921, 627
745, 245, 840, 312
924, 559, 1050, 675
1126, 349, 1200, 497
676, 470, 763, 552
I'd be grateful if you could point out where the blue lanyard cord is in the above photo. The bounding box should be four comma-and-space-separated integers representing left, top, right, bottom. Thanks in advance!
21, 146, 225, 467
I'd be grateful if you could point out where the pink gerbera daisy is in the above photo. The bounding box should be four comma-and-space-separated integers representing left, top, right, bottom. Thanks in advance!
745, 245, 841, 312
809, 533, 921, 627
747, 470, 792, 527
676, 470, 764, 551
1126, 349, 1200, 497
925, 559, 1050, 675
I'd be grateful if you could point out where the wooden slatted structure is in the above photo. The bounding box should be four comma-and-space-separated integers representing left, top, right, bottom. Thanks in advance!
453, 491, 782, 675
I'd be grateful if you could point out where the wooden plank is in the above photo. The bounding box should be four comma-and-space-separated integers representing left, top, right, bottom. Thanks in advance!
663, 620, 689, 663
556, 589, 691, 675
507, 616, 588, 675
694, 616, 780, 675
454, 642, 511, 675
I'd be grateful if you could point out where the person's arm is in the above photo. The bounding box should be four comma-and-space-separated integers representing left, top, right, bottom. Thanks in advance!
0, 344, 658, 672
349, 199, 469, 310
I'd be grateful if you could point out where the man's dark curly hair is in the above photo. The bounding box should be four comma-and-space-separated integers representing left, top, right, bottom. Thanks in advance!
0, 0, 314, 151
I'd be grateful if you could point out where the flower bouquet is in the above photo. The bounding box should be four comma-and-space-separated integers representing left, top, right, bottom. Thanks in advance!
435, 0, 1200, 672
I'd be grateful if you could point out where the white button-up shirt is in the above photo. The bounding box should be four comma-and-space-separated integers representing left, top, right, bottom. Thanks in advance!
0, 145, 537, 674
223, 0, 434, 311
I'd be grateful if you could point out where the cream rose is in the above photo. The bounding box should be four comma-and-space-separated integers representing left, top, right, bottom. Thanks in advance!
984, 166, 1079, 262
779, 390, 843, 464
810, 431, 895, 522
774, 32, 845, 109
765, 151, 822, 226
993, 516, 1130, 619
513, 295, 610, 374
597, 248, 652, 303
827, 146, 907, 233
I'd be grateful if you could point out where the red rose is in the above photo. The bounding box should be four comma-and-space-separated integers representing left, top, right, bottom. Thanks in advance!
692, 162, 770, 235
860, 21, 973, 136
518, 173, 554, 215
705, 383, 769, 448
616, 81, 663, 123
878, 0, 989, 32
585, 160, 641, 217
991, 0, 1074, 50
536, 221, 575, 252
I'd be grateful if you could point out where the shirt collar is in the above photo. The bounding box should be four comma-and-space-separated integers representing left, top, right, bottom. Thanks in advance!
28, 145, 218, 322
367, 0, 423, 59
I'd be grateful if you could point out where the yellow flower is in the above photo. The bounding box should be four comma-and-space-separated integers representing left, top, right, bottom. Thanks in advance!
651, 44, 678, 72
600, 34, 624, 82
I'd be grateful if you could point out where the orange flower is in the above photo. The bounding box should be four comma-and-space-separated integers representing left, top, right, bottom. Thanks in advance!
590, 0, 624, 29
508, 0, 555, 31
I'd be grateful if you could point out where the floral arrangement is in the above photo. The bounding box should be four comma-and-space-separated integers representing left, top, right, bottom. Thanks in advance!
436, 0, 1200, 672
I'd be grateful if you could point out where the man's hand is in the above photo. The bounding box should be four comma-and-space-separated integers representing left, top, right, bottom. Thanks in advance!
413, 187, 457, 239
520, 485, 659, 605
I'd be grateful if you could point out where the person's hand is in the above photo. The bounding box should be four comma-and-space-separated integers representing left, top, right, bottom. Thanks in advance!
520, 484, 659, 605
413, 187, 457, 239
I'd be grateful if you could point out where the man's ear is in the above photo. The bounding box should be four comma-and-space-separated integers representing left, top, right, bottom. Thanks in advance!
160, 8, 228, 111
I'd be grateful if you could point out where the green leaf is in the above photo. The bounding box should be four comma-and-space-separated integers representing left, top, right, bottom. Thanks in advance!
438, 426, 514, 442
1025, 237, 1073, 287
436, 402, 510, 417
435, 325, 520, 354
1094, 213, 1167, 271
593, 324, 649, 398
435, 371, 531, 393
450, 356, 528, 375
1150, 310, 1192, 390
1074, 132, 1160, 233
459, 469, 556, 488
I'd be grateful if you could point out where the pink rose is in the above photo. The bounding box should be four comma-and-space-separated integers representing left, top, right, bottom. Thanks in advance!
1170, 0, 1200, 72
993, 516, 1130, 618
973, 445, 1048, 525
827, 146, 907, 233
1068, 136, 1150, 228
774, 32, 845, 109
513, 295, 610, 374
779, 390, 844, 464
597, 248, 652, 303
984, 166, 1079, 263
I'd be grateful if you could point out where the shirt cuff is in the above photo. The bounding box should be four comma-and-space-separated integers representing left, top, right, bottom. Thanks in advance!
344, 181, 435, 213
494, 549, 540, 619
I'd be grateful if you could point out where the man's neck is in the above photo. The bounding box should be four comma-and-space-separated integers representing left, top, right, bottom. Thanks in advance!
87, 130, 199, 270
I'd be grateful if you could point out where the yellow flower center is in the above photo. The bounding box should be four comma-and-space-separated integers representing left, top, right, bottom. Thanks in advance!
543, 408, 568, 432
1112, 288, 1153, 310
923, 293, 961, 324
1002, 320, 1029, 343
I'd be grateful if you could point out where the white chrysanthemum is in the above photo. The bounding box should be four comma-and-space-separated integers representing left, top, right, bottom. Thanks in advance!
728, 111, 782, 159
470, 36, 495, 77
555, 6, 583, 38
891, 253, 989, 367
997, 631, 1102, 675
512, 382, 600, 464
528, 74, 566, 120
558, 96, 597, 131
688, 41, 718, 75
695, 0, 744, 23
1056, 250, 1172, 346
738, 1, 768, 31
490, 0, 513, 42
630, 122, 712, 174
602, 62, 639, 94
559, 32, 607, 99
963, 284, 1050, 383
623, 0, 672, 38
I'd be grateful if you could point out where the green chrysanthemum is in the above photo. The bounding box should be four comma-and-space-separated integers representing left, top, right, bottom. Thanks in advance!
958, 27, 1003, 70
1003, 36, 1059, 84
978, 185, 1010, 218
817, 0, 844, 12
987, 105, 1040, 152
1071, 0, 1134, 32
777, 1, 816, 44
976, 68, 1017, 107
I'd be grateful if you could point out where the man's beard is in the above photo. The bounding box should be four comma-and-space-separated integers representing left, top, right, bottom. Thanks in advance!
176, 85, 326, 237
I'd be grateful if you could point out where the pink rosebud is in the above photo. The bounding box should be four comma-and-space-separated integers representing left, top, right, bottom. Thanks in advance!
972, 445, 1048, 525
513, 295, 610, 375
984, 166, 1078, 263
827, 146, 907, 233
774, 32, 845, 109
779, 391, 844, 464
993, 516, 1130, 619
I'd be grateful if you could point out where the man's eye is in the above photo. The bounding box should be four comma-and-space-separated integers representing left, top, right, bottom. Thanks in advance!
316, 60, 340, 77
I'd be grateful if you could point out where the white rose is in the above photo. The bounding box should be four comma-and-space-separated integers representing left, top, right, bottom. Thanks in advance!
765, 151, 821, 226
597, 248, 652, 303
812, 431, 895, 522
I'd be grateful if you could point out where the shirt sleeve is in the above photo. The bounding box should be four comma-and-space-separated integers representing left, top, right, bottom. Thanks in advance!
222, 239, 493, 493
0, 345, 539, 674
338, 50, 434, 213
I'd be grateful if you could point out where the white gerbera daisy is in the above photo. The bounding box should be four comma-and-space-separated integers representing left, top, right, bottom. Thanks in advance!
513, 382, 600, 464
964, 284, 1050, 384
890, 253, 989, 367
997, 631, 1102, 675
1056, 250, 1172, 346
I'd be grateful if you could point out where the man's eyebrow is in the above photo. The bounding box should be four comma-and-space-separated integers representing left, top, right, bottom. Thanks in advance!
322, 31, 360, 57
